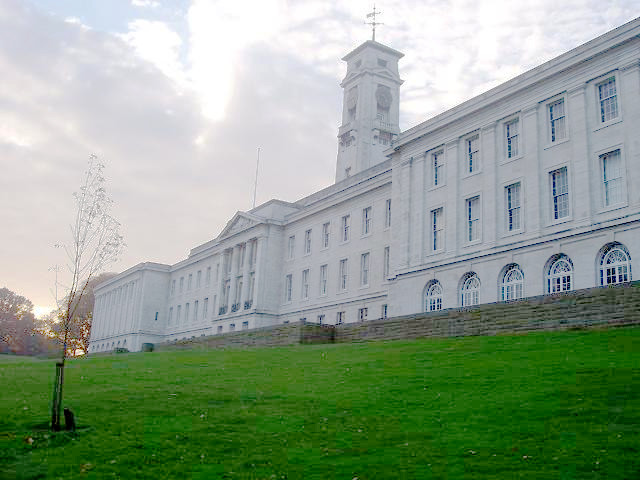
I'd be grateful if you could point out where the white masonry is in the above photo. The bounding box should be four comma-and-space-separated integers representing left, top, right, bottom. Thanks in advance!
90, 18, 640, 353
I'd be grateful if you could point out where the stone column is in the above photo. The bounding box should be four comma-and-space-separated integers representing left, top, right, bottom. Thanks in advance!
522, 104, 541, 235
568, 84, 590, 224
445, 139, 459, 258
252, 237, 264, 309
481, 123, 497, 248
396, 157, 412, 270
241, 242, 251, 307
228, 245, 241, 312
621, 61, 640, 207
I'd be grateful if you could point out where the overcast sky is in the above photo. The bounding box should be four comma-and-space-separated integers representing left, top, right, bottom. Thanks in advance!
0, 0, 637, 315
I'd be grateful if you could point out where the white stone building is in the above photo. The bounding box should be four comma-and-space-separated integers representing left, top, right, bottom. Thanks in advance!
90, 19, 640, 353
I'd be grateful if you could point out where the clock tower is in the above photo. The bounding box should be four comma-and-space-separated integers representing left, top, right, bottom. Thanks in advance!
336, 40, 403, 183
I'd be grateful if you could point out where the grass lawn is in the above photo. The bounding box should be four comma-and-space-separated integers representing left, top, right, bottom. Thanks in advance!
1, 327, 639, 479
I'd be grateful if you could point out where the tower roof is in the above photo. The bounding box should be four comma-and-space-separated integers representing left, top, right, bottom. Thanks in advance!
342, 40, 404, 62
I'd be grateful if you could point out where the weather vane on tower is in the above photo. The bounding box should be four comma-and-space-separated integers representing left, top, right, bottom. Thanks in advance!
365, 5, 383, 41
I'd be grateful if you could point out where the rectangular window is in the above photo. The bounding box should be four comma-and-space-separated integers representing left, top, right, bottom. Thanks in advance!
467, 196, 480, 242
301, 269, 309, 299
206, 267, 211, 286
362, 207, 372, 235
359, 307, 368, 321
385, 199, 391, 228
506, 119, 519, 158
226, 251, 232, 273
287, 235, 295, 259
242, 321, 249, 330
598, 77, 618, 123
247, 273, 255, 304
322, 222, 330, 248
215, 263, 220, 281
505, 183, 521, 231
284, 274, 292, 302
601, 149, 623, 206
304, 229, 312, 254
171, 279, 176, 295
383, 246, 390, 278
467, 135, 479, 173
179, 277, 184, 292
194, 300, 199, 321
342, 215, 350, 242
187, 274, 192, 290
337, 311, 345, 325
551, 167, 569, 219
169, 307, 173, 324
381, 304, 388, 319
203, 298, 208, 319
318, 314, 325, 325
319, 264, 328, 296
339, 259, 348, 291
431, 207, 443, 251
548, 99, 566, 142
176, 305, 181, 323
196, 270, 202, 288
184, 303, 190, 323
432, 150, 444, 186
360, 252, 370, 287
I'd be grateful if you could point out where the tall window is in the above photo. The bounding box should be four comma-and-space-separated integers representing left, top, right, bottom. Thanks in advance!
501, 264, 524, 301
359, 308, 368, 321
247, 273, 255, 305
431, 207, 444, 251
188, 274, 192, 290
548, 99, 566, 142
337, 311, 345, 325
319, 264, 328, 295
425, 280, 443, 312
287, 235, 295, 259
385, 199, 392, 228
168, 307, 173, 325
467, 135, 479, 173
179, 277, 184, 292
339, 259, 348, 291
550, 167, 569, 220
360, 252, 370, 287
196, 270, 202, 288
206, 267, 211, 286
467, 196, 480, 242
342, 215, 350, 242
171, 279, 176, 295
547, 255, 573, 293
460, 273, 480, 306
362, 207, 372, 235
301, 269, 309, 299
322, 222, 330, 248
194, 300, 199, 321
177, 305, 181, 323
203, 298, 208, 319
284, 274, 293, 302
381, 304, 388, 319
505, 183, 521, 231
432, 150, 444, 186
505, 119, 519, 158
184, 303, 190, 323
601, 149, 624, 206
598, 77, 618, 123
304, 229, 312, 255
383, 246, 390, 278
599, 243, 631, 286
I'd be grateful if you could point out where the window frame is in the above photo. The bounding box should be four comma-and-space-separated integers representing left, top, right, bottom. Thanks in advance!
360, 252, 370, 287
319, 264, 328, 296
284, 274, 293, 303
465, 133, 480, 175
501, 264, 524, 301
341, 214, 351, 243
304, 229, 312, 255
547, 96, 567, 144
301, 268, 310, 300
339, 258, 348, 292
596, 75, 620, 125
287, 235, 296, 260
431, 149, 445, 187
504, 117, 521, 160
384, 199, 392, 229
504, 182, 522, 233
599, 147, 626, 209
431, 206, 444, 252
322, 222, 330, 249
549, 166, 570, 222
424, 280, 443, 312
465, 195, 481, 243
460, 272, 480, 307
362, 206, 372, 236
546, 255, 573, 293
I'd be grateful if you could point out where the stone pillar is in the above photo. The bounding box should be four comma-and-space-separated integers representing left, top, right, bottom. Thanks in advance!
621, 61, 640, 207
522, 104, 541, 235
228, 245, 241, 312
568, 84, 590, 224
241, 242, 251, 307
445, 139, 459, 258
395, 157, 412, 270
481, 123, 497, 248
252, 237, 264, 309
408, 154, 424, 266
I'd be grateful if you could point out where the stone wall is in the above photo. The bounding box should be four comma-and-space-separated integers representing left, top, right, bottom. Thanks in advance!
154, 282, 640, 351
336, 281, 640, 342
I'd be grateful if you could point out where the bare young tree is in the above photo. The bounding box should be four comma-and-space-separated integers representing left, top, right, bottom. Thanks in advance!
51, 154, 124, 431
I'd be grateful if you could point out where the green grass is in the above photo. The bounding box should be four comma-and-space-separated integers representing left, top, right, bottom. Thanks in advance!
1, 328, 639, 479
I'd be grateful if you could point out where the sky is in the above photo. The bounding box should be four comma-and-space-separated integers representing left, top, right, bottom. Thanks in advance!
0, 0, 637, 316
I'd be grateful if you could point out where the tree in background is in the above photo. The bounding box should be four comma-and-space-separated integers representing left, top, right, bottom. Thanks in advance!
51, 155, 124, 431
0, 287, 56, 356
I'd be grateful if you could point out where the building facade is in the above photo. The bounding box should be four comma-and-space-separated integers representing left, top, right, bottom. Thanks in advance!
90, 19, 640, 353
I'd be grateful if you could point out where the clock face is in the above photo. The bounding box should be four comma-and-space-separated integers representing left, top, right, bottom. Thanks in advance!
376, 87, 392, 109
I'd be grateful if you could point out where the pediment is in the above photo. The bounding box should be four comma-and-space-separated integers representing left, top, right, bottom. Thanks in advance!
218, 212, 261, 239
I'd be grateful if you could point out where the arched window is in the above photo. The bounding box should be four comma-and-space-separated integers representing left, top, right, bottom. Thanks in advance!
547, 255, 573, 293
424, 280, 443, 312
501, 264, 524, 301
460, 272, 480, 306
599, 243, 631, 286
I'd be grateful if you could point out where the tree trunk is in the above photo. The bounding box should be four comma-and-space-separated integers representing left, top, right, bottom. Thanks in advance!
51, 362, 64, 431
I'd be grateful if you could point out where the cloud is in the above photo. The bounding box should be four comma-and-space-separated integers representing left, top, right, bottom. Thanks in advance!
131, 0, 160, 8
